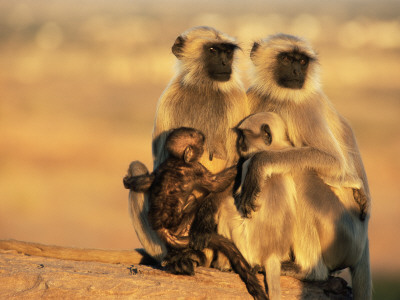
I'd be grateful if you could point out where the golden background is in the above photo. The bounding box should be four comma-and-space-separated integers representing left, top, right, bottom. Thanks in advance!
1, 0, 399, 295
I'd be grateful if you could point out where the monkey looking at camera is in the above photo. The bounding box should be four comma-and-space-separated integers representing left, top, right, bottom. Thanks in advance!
128, 26, 249, 265
124, 127, 267, 300
238, 34, 371, 299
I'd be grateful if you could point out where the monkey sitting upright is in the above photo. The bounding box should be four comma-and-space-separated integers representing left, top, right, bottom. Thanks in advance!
244, 35, 371, 299
232, 112, 297, 300
236, 112, 368, 222
220, 112, 366, 300
123, 127, 267, 300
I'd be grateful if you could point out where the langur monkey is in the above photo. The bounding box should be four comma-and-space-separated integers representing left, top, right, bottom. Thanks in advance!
124, 127, 267, 300
224, 112, 297, 300
239, 33, 371, 300
128, 26, 249, 262
225, 112, 365, 299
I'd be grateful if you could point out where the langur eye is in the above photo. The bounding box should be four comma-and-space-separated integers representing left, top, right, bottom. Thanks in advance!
300, 59, 307, 65
282, 55, 290, 64
209, 47, 217, 53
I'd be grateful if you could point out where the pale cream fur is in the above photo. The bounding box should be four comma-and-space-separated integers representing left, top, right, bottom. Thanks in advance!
249, 34, 364, 192
246, 34, 371, 300
250, 34, 320, 104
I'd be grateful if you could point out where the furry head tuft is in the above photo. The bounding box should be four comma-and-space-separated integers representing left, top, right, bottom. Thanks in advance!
250, 33, 321, 102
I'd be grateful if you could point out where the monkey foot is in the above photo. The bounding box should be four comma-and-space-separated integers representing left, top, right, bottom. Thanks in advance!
162, 249, 206, 276
321, 276, 352, 299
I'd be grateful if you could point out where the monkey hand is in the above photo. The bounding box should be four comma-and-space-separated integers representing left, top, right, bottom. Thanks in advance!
123, 175, 134, 189
123, 173, 154, 192
236, 191, 259, 218
123, 175, 144, 191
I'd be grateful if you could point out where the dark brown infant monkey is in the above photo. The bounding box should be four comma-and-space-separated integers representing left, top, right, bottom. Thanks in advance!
123, 127, 267, 300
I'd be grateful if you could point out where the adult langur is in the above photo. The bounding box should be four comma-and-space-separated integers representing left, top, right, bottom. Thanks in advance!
237, 33, 371, 300
128, 26, 249, 264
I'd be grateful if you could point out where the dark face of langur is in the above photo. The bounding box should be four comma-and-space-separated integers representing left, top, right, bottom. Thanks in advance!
274, 51, 309, 89
203, 43, 237, 82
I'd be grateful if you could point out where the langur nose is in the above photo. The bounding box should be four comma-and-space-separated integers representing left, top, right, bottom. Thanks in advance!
293, 66, 300, 76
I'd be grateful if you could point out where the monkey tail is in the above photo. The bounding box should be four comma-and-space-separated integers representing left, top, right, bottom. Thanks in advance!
208, 234, 268, 300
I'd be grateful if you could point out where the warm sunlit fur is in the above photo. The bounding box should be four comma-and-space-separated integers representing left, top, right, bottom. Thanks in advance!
249, 33, 320, 104
129, 26, 249, 261
173, 26, 244, 94
153, 26, 248, 171
244, 33, 371, 300
248, 33, 364, 190
218, 112, 296, 300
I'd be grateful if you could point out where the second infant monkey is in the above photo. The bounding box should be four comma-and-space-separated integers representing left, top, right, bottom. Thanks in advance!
123, 127, 267, 300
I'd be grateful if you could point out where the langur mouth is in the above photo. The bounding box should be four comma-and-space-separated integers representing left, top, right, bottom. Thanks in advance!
280, 79, 304, 89
212, 72, 232, 81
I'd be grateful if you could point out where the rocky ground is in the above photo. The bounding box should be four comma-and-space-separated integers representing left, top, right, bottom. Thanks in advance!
1, 245, 352, 299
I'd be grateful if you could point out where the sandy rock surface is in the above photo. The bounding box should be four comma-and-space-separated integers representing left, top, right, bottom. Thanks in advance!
0, 249, 351, 299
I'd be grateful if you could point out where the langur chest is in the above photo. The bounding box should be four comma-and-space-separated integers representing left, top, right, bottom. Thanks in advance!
173, 93, 228, 124
280, 105, 325, 147
256, 97, 325, 147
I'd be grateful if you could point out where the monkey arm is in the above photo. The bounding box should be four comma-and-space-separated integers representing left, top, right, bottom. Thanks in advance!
152, 94, 174, 170
200, 165, 237, 193
340, 117, 371, 219
152, 131, 169, 170
188, 164, 236, 250
123, 173, 155, 192
189, 167, 236, 251
340, 117, 370, 193
238, 147, 339, 217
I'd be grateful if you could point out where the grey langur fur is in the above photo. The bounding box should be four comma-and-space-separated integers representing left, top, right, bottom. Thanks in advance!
237, 33, 371, 300
128, 26, 249, 262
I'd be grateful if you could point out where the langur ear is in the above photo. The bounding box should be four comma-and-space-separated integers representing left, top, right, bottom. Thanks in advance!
172, 36, 186, 59
183, 145, 194, 163
235, 129, 248, 153
261, 124, 272, 145
250, 41, 260, 61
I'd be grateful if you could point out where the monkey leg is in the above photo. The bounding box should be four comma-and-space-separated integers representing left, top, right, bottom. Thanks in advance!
189, 194, 220, 251
350, 241, 372, 300
264, 255, 281, 300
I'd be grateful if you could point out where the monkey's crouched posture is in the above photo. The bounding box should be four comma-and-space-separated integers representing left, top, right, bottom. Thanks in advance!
232, 34, 371, 300
124, 127, 267, 300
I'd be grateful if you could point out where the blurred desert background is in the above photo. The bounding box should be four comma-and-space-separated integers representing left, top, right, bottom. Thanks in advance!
0, 0, 399, 298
